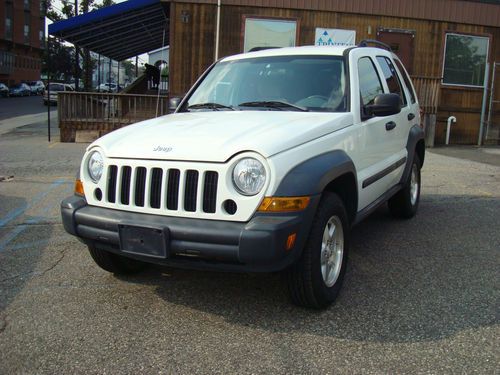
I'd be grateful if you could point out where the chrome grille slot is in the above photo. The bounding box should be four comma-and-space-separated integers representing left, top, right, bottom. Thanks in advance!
166, 169, 180, 210
120, 166, 132, 205
203, 171, 218, 213
107, 165, 118, 203
184, 170, 199, 212
150, 168, 163, 209
134, 167, 147, 207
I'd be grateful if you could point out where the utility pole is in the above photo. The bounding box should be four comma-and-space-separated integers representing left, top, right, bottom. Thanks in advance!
75, 0, 79, 91
108, 58, 112, 86
97, 54, 101, 88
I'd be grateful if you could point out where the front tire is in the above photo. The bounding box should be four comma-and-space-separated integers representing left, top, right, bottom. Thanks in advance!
388, 155, 421, 219
87, 246, 147, 275
287, 192, 349, 309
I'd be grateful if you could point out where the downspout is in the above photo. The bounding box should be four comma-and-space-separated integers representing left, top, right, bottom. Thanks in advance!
214, 0, 221, 61
478, 61, 490, 146
446, 116, 456, 146
47, 37, 51, 142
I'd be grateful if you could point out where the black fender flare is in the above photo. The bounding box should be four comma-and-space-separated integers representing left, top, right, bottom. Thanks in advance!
274, 150, 357, 197
401, 125, 425, 183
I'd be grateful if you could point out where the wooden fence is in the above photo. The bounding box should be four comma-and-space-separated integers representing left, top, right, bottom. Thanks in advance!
58, 92, 169, 142
411, 76, 442, 146
411, 76, 441, 114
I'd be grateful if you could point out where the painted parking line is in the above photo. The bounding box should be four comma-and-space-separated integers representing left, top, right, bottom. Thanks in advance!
0, 210, 62, 253
0, 179, 67, 229
0, 225, 28, 252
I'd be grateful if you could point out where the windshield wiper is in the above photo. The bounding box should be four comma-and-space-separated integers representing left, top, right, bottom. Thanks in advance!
238, 101, 308, 112
187, 102, 234, 111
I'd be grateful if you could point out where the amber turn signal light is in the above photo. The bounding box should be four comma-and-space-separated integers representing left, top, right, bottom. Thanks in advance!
286, 233, 297, 251
258, 196, 310, 212
74, 179, 85, 196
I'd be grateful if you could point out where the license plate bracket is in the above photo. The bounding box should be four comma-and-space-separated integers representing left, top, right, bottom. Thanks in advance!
118, 224, 169, 258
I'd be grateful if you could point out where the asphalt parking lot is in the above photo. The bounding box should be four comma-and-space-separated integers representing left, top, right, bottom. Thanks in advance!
0, 99, 499, 373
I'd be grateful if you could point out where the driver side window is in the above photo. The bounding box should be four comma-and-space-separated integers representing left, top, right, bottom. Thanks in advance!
358, 57, 383, 118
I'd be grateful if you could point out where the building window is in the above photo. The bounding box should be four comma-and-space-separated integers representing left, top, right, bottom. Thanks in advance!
442, 33, 489, 87
243, 17, 297, 53
24, 0, 31, 11
5, 3, 13, 40
24, 12, 31, 44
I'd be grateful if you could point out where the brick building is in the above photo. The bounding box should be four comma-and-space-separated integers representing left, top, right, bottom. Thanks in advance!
0, 0, 45, 86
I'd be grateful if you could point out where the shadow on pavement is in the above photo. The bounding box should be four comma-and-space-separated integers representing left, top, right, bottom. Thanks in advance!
0, 195, 51, 316
115, 193, 499, 344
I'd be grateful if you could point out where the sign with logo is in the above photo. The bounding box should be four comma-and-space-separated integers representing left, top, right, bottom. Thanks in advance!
315, 28, 356, 46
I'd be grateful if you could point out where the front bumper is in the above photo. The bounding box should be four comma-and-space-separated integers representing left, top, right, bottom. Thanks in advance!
61, 195, 319, 272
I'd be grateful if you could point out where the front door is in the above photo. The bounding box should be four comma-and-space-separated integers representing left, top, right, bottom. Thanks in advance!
377, 29, 415, 74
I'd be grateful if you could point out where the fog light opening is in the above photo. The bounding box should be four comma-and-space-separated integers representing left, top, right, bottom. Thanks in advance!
94, 188, 102, 201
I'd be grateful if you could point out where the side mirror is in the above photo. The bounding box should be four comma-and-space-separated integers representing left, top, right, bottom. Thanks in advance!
364, 93, 401, 117
169, 97, 182, 113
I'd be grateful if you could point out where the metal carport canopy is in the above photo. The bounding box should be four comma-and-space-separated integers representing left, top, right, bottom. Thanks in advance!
48, 0, 169, 61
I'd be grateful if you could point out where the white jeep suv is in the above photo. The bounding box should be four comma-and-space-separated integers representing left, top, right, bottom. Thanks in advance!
61, 42, 424, 308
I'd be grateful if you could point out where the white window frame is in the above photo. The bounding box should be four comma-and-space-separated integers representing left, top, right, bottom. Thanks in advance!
441, 32, 490, 88
243, 17, 298, 53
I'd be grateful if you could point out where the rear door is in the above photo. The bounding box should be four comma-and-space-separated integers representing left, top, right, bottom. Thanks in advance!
374, 55, 414, 186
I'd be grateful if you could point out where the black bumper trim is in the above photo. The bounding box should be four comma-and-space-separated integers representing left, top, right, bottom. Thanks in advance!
61, 195, 320, 272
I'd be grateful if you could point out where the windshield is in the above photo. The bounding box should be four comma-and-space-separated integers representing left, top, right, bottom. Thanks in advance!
48, 83, 64, 91
185, 55, 347, 112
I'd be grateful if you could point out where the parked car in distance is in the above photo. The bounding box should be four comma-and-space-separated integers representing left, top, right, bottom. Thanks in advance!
0, 83, 9, 97
9, 83, 31, 97
43, 83, 74, 105
96, 83, 120, 93
27, 80, 45, 95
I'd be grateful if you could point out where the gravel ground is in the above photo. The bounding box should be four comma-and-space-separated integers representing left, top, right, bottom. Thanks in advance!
0, 112, 499, 374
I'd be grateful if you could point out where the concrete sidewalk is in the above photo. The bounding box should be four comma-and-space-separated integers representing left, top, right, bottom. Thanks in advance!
0, 111, 57, 136
429, 146, 500, 167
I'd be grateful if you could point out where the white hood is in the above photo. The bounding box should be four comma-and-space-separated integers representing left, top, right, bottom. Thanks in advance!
91, 111, 353, 162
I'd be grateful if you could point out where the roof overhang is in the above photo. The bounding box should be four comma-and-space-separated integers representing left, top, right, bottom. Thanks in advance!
48, 0, 169, 61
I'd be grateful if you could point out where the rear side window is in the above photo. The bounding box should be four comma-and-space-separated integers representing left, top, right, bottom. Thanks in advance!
358, 57, 384, 106
48, 83, 64, 91
376, 56, 407, 106
394, 58, 416, 104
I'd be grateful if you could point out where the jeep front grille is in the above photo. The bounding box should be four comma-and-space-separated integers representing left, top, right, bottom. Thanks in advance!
106, 165, 219, 214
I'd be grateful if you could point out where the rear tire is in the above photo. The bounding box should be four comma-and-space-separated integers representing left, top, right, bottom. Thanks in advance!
87, 246, 148, 275
286, 192, 349, 309
388, 154, 421, 219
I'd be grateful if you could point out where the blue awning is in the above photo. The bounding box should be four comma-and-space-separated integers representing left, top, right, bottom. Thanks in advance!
49, 0, 169, 61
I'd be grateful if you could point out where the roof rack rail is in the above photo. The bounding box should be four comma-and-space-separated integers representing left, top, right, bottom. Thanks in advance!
248, 46, 281, 52
358, 39, 392, 51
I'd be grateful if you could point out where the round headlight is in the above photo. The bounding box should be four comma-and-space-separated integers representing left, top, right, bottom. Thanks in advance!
87, 151, 104, 183
232, 158, 266, 196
